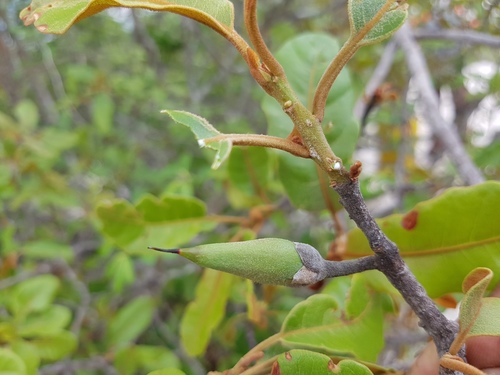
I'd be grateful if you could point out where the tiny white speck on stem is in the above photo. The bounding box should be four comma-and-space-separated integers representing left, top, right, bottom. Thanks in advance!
333, 161, 341, 170
198, 139, 206, 147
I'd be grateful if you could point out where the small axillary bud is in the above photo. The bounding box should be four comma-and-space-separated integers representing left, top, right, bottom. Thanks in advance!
149, 238, 326, 287
291, 242, 327, 286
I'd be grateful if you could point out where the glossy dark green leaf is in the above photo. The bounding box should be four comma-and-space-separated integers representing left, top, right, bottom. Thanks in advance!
96, 194, 213, 254
96, 199, 145, 247
22, 241, 74, 262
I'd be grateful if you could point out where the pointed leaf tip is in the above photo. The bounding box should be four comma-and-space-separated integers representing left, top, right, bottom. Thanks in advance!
148, 246, 180, 254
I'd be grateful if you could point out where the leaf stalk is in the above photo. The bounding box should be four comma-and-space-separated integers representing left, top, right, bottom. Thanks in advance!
203, 133, 310, 158
244, 0, 286, 79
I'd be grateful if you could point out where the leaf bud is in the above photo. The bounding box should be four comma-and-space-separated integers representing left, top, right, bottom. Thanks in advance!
149, 238, 327, 286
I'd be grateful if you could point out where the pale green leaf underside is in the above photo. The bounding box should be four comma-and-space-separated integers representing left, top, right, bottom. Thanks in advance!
349, 0, 408, 45
469, 297, 500, 337
163, 110, 232, 169
346, 181, 500, 298
458, 268, 493, 339
20, 0, 234, 35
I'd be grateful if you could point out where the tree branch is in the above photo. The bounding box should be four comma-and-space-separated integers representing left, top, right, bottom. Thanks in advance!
414, 28, 500, 48
322, 255, 378, 277
353, 41, 397, 122
334, 180, 458, 359
394, 22, 485, 186
39, 357, 118, 375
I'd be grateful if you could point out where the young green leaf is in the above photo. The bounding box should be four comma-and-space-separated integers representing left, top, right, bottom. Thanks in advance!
163, 110, 232, 169
20, 0, 234, 36
348, 0, 408, 45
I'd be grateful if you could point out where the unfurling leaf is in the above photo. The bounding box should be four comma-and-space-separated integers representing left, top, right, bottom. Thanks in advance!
163, 110, 232, 169
149, 238, 327, 286
448, 267, 498, 354
459, 268, 500, 338
20, 0, 234, 36
348, 0, 408, 45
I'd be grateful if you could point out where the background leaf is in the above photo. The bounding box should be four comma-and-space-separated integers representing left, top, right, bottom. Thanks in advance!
180, 269, 234, 356
164, 110, 232, 169
96, 194, 214, 253
276, 350, 373, 375
345, 181, 500, 298
0, 348, 26, 375
92, 92, 115, 135
8, 275, 60, 318
348, 0, 408, 45
280, 294, 384, 361
30, 331, 77, 361
114, 345, 180, 375
262, 33, 358, 210
18, 305, 72, 337
105, 296, 156, 349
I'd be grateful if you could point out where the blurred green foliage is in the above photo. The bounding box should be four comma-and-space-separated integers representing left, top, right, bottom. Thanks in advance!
0, 0, 499, 374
